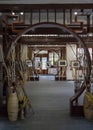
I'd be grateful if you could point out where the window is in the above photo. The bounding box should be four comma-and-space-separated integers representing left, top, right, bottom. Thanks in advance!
49, 52, 53, 65
40, 10, 47, 22
42, 57, 47, 70
65, 10, 70, 25
72, 9, 81, 22
48, 10, 55, 22
56, 10, 63, 24
32, 10, 39, 24
24, 13, 31, 24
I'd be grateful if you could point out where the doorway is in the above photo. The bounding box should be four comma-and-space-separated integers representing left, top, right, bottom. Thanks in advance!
34, 51, 48, 75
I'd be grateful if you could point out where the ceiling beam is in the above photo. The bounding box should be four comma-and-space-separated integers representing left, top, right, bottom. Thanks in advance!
0, 4, 93, 12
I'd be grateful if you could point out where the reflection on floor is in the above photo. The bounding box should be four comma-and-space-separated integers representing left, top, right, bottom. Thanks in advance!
39, 75, 55, 81
0, 79, 93, 130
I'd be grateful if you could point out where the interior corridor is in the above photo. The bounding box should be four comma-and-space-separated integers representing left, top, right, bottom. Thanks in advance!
0, 78, 93, 130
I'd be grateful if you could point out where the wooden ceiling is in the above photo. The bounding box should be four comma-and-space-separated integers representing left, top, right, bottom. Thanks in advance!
1, 3, 93, 47
0, 4, 93, 12
19, 35, 93, 46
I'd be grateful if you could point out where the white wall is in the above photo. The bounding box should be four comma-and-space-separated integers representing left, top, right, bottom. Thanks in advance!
66, 44, 77, 80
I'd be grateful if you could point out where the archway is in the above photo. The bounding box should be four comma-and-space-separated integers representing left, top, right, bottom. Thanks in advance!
6, 22, 91, 82
5, 22, 91, 116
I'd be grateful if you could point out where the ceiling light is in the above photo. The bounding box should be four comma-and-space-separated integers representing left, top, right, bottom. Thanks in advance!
20, 12, 24, 15
74, 12, 78, 15
12, 12, 15, 15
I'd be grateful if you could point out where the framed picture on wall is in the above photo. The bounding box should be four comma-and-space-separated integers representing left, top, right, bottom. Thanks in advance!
71, 60, 80, 68
58, 60, 67, 67
25, 59, 32, 67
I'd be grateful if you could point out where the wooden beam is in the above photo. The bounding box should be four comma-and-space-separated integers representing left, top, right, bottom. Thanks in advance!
0, 4, 93, 12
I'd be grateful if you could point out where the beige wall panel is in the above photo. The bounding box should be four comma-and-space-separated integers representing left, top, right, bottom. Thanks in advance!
66, 44, 77, 80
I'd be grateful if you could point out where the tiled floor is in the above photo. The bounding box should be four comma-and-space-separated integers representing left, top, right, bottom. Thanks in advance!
0, 76, 93, 130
